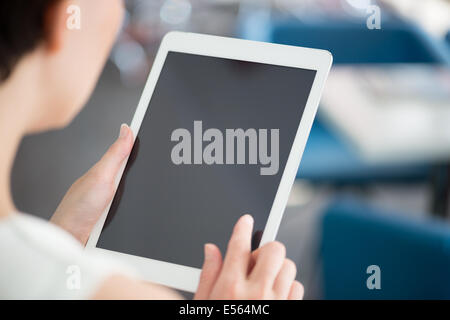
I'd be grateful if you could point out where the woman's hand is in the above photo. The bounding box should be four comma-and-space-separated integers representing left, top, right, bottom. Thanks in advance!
51, 124, 134, 245
195, 215, 304, 300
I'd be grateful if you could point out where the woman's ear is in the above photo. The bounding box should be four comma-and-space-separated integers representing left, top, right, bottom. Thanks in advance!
44, 0, 70, 53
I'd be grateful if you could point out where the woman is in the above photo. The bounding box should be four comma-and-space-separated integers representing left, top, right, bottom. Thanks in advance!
0, 0, 303, 299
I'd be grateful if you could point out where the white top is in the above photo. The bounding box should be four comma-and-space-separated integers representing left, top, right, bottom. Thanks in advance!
0, 213, 134, 299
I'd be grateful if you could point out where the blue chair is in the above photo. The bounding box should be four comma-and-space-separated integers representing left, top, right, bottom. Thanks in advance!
238, 14, 450, 183
321, 198, 450, 299
239, 14, 450, 64
297, 119, 429, 183
267, 18, 450, 64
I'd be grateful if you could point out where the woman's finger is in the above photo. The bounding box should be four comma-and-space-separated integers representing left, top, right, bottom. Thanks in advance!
222, 215, 254, 278
195, 244, 223, 300
273, 259, 297, 299
249, 241, 285, 286
287, 280, 304, 300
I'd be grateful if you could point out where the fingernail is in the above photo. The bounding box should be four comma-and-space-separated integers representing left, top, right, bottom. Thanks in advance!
242, 214, 254, 225
119, 124, 128, 139
204, 244, 213, 260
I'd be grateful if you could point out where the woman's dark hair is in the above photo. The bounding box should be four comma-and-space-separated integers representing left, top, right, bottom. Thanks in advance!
0, 0, 58, 82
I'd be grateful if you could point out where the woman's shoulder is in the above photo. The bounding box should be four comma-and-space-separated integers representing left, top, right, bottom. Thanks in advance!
0, 212, 134, 299
1, 212, 83, 253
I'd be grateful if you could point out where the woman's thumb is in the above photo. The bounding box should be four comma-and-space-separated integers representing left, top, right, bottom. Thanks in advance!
91, 124, 134, 181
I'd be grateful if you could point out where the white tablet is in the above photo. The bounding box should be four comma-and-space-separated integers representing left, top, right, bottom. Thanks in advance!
86, 32, 332, 293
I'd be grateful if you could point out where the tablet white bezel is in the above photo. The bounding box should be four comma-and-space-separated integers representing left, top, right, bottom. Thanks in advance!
86, 31, 332, 293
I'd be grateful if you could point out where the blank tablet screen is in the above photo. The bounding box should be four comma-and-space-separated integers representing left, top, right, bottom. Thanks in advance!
97, 52, 316, 268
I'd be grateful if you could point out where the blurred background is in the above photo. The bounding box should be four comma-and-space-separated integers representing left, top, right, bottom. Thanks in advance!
11, 0, 450, 299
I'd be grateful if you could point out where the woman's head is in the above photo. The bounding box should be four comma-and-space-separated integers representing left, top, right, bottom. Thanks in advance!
0, 0, 124, 133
